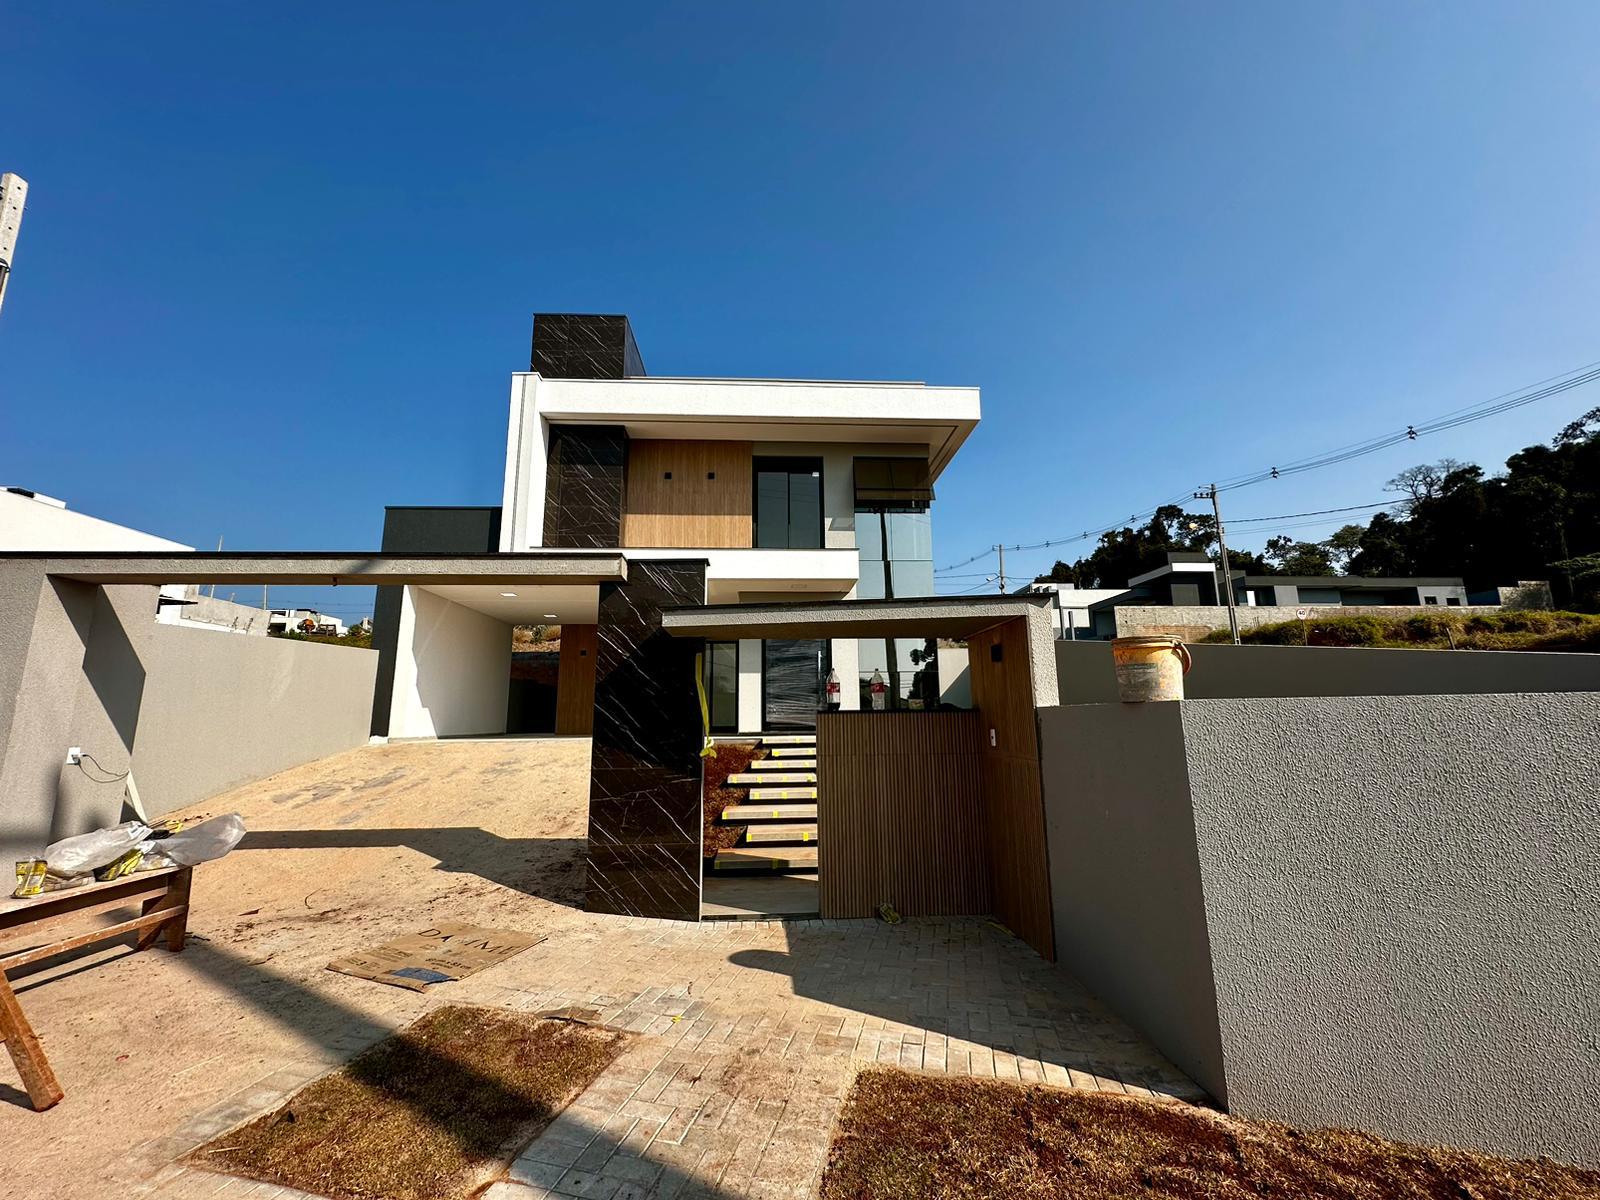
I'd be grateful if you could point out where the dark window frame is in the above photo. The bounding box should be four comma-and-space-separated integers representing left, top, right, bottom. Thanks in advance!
704, 640, 740, 734
753, 456, 825, 549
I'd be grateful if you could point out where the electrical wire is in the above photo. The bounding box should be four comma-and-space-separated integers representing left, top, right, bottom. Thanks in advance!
75, 751, 130, 783
934, 358, 1599, 572
1227, 501, 1392, 525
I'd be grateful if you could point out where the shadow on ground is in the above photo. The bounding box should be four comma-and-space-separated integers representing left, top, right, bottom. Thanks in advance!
237, 828, 588, 908
727, 924, 1207, 1104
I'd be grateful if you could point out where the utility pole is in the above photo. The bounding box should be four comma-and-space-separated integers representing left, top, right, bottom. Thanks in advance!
1196, 484, 1241, 645
996, 544, 1008, 594
209, 536, 223, 598
0, 173, 29, 318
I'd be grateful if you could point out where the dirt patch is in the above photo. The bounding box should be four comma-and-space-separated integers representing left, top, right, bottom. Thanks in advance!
193, 1006, 628, 1200
702, 741, 760, 858
820, 1068, 1600, 1200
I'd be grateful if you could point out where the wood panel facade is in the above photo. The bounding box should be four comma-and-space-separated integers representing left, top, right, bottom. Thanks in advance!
817, 711, 991, 919
621, 440, 753, 549
966, 617, 1056, 961
555, 624, 598, 735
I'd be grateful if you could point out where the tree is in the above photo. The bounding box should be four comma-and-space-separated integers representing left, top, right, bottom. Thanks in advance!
1264, 536, 1334, 576
1067, 505, 1216, 588
1345, 511, 1413, 576
1323, 523, 1366, 573
1385, 458, 1465, 512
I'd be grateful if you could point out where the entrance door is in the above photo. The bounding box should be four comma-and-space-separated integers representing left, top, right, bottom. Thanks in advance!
763, 639, 826, 730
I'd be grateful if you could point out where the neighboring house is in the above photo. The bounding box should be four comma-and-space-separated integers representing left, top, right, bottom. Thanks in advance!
1077, 551, 1497, 640
1, 488, 272, 635
1017, 581, 1135, 639
1, 486, 192, 619
270, 608, 347, 637
374, 312, 980, 739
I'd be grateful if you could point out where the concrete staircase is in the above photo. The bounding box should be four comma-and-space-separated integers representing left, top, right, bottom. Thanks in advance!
712, 733, 818, 876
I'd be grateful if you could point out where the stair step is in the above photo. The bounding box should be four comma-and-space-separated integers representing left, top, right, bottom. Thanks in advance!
759, 734, 816, 745
714, 845, 819, 872
745, 787, 818, 802
767, 746, 816, 757
728, 772, 815, 784
722, 802, 818, 820
749, 758, 817, 770
743, 823, 818, 845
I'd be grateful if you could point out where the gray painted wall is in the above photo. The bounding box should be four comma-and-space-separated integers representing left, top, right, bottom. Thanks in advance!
132, 624, 376, 817
1056, 638, 1600, 706
0, 562, 376, 854
1182, 693, 1600, 1166
1036, 690, 1600, 1166
1037, 702, 1226, 1100
0, 567, 157, 855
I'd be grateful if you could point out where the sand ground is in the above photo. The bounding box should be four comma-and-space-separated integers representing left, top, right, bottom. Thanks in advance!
2, 737, 596, 1196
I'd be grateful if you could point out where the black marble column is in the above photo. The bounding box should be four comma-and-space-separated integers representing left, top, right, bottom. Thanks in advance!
530, 313, 646, 379
543, 425, 629, 549
585, 559, 708, 919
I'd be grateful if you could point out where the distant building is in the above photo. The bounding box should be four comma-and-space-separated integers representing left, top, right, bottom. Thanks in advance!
269, 608, 347, 638
0, 487, 270, 634
1016, 581, 1134, 639
1024, 552, 1505, 640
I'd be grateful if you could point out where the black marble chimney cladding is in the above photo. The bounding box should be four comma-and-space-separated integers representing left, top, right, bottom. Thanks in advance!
529, 313, 647, 379
542, 425, 629, 549
585, 559, 708, 920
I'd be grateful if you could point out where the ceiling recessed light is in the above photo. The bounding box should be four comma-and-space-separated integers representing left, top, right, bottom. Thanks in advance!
543, 614, 559, 619
499, 592, 517, 598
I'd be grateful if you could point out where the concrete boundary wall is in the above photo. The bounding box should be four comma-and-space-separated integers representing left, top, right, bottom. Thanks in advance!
1037, 692, 1600, 1166
131, 623, 377, 817
0, 560, 377, 852
1056, 638, 1600, 706
1182, 693, 1600, 1166
1037, 702, 1226, 1099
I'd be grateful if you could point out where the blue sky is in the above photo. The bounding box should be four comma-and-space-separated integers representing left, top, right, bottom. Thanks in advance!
6, 2, 1600, 616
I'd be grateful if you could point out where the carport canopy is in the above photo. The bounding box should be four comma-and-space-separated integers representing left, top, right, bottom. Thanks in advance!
1, 550, 628, 587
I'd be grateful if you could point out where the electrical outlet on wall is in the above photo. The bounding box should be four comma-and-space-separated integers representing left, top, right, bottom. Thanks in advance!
66, 746, 82, 765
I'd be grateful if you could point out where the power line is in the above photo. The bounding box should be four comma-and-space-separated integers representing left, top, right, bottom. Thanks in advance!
1228, 500, 1392, 525
934, 357, 1599, 572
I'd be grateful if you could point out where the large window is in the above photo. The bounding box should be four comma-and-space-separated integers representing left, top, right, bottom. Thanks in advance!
854, 456, 938, 708
754, 457, 823, 549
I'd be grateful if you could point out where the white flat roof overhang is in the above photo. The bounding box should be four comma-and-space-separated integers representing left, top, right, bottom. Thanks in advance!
525, 375, 981, 482
1, 551, 629, 587
660, 593, 1053, 641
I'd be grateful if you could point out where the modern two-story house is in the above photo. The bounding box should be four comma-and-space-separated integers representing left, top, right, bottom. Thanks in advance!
371, 314, 980, 741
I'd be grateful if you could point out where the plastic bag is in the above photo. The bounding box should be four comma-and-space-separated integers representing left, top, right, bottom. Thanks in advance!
136, 813, 246, 868
44, 820, 152, 876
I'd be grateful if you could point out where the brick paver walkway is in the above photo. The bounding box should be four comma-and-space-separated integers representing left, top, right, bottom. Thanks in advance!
129, 914, 1203, 1200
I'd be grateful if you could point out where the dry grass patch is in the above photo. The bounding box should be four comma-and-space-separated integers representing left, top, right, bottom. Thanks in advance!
821, 1068, 1600, 1200
194, 1006, 629, 1200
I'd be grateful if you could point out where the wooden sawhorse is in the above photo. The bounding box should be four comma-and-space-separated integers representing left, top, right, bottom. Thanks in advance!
0, 865, 192, 1110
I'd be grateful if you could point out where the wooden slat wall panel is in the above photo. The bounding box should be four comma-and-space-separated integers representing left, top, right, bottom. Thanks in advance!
817, 712, 990, 919
966, 617, 1056, 961
622, 440, 753, 548
556, 624, 598, 735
